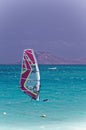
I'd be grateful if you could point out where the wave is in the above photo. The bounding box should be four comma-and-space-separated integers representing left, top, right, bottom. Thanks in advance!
0, 122, 86, 130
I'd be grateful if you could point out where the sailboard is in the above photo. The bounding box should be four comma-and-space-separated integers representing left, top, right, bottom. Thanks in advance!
20, 49, 40, 101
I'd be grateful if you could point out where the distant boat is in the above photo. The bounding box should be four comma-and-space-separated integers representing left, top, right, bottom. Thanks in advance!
20, 49, 40, 101
48, 67, 57, 70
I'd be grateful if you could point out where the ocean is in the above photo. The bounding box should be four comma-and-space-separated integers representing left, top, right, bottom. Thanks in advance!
0, 65, 86, 130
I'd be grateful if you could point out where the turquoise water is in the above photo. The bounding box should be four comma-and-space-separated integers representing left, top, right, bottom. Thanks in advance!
0, 65, 86, 130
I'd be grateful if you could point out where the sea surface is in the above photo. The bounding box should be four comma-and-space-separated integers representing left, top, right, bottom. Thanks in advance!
0, 65, 86, 130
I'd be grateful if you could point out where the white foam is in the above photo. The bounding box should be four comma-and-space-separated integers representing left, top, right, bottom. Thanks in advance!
0, 122, 86, 130
3, 112, 7, 115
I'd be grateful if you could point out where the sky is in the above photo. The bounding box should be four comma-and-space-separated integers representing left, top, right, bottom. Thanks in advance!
0, 0, 86, 64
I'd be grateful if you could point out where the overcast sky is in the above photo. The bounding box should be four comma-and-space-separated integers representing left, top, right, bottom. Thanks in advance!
0, 0, 86, 63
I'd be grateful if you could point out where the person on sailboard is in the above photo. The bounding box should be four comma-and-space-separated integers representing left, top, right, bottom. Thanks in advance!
33, 85, 39, 94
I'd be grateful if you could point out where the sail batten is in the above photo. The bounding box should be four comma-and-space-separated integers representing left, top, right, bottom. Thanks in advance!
20, 49, 40, 100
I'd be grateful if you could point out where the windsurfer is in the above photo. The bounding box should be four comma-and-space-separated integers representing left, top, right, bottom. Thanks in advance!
33, 85, 39, 94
